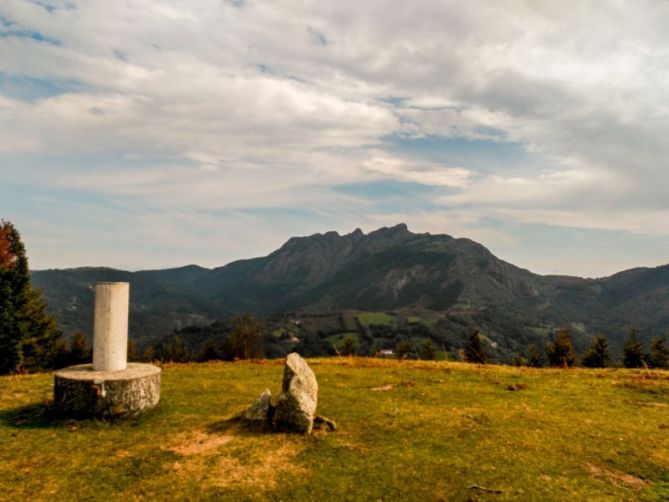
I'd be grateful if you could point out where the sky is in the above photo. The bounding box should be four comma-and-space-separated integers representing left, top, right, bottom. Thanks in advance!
2, 0, 669, 277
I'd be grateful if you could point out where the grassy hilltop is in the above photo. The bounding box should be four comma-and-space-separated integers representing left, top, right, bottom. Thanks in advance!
1, 359, 668, 501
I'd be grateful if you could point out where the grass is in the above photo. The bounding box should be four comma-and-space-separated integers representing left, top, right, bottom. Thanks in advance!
357, 311, 395, 326
1, 359, 668, 501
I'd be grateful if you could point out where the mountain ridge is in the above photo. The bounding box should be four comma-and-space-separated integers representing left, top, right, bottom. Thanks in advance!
31, 224, 669, 355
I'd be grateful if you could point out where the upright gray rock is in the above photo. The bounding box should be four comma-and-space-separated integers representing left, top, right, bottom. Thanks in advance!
273, 353, 318, 434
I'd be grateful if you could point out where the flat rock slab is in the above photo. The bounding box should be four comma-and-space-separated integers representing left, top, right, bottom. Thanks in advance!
54, 363, 161, 418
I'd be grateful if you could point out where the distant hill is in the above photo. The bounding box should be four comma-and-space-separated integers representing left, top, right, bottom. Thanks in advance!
31, 224, 669, 355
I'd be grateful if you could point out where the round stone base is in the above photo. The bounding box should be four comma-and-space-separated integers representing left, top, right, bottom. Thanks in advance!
54, 363, 161, 418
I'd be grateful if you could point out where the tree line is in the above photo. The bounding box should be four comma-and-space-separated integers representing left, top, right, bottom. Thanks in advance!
461, 327, 668, 369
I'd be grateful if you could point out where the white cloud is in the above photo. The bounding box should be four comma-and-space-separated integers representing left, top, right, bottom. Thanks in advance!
3, 0, 669, 274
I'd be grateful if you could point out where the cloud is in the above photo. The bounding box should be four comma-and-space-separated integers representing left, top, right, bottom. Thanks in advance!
2, 0, 669, 275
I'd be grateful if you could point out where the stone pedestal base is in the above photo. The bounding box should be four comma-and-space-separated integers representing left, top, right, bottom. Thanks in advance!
54, 363, 161, 418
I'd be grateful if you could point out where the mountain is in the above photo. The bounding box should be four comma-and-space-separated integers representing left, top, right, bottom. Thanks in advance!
31, 224, 669, 356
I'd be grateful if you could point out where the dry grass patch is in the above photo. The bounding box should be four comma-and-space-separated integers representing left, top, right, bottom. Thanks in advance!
168, 429, 235, 456
586, 463, 648, 490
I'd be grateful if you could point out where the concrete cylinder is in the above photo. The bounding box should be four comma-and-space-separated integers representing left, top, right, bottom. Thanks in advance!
93, 282, 129, 371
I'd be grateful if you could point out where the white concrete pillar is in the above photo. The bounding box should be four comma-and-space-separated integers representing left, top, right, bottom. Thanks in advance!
93, 282, 129, 371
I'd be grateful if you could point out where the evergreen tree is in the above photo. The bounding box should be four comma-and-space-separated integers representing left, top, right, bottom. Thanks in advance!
463, 330, 486, 364
581, 334, 610, 368
648, 337, 669, 369
546, 328, 576, 367
622, 329, 645, 368
526, 343, 545, 368
0, 221, 63, 374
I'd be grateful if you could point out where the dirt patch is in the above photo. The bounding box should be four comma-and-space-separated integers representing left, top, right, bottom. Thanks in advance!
168, 430, 235, 456
169, 436, 308, 495
212, 442, 307, 491
586, 463, 647, 490
370, 380, 416, 392
370, 384, 394, 392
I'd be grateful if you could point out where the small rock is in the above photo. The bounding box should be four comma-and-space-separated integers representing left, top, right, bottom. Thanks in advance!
243, 388, 272, 424
274, 353, 318, 434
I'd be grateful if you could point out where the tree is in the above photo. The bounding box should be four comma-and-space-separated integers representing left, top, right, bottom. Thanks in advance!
0, 221, 63, 374
622, 329, 645, 368
463, 330, 486, 364
546, 328, 576, 367
420, 339, 436, 360
395, 339, 411, 360
648, 337, 669, 369
581, 334, 610, 368
526, 343, 545, 368
223, 313, 263, 360
196, 338, 222, 362
340, 335, 356, 356
69, 333, 90, 365
161, 335, 191, 363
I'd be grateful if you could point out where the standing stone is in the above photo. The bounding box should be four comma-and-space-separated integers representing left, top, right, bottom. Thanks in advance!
274, 353, 318, 434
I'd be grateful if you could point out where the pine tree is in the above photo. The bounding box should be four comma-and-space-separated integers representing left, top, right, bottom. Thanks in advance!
546, 328, 576, 367
581, 334, 610, 368
648, 337, 669, 369
0, 221, 63, 374
622, 329, 645, 368
463, 330, 486, 364
526, 343, 545, 367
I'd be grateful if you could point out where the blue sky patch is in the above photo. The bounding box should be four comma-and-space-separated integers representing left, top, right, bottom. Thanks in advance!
383, 134, 543, 174
0, 72, 84, 101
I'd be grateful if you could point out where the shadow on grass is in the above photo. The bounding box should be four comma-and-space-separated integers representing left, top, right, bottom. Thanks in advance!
206, 414, 254, 435
0, 401, 168, 429
0, 401, 68, 429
